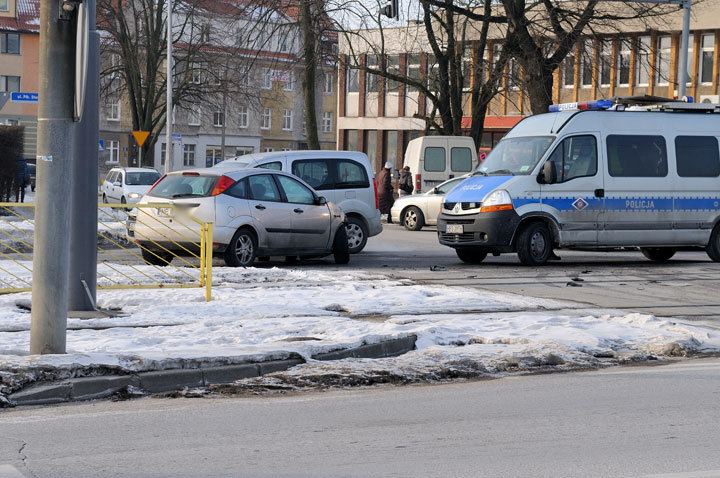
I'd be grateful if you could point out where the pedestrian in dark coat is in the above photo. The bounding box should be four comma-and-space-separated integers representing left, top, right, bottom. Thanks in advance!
15, 158, 28, 203
398, 166, 413, 196
377, 161, 395, 223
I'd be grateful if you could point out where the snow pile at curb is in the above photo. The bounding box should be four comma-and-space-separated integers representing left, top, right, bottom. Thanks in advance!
1, 267, 719, 397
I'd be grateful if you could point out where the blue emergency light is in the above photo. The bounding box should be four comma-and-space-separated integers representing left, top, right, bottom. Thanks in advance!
548, 99, 613, 112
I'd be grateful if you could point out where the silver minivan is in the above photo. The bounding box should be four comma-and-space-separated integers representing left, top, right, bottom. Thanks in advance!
215, 151, 382, 253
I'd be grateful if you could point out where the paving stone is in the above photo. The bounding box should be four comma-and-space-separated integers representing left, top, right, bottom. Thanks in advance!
70, 375, 140, 400
9, 382, 72, 406
258, 359, 305, 375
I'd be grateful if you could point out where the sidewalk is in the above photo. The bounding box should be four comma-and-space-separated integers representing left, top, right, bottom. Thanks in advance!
2, 266, 719, 406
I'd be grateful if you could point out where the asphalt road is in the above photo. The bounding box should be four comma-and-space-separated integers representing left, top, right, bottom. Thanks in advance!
1, 359, 719, 478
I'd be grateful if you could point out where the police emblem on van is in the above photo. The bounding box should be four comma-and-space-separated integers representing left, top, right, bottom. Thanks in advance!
572, 198, 589, 211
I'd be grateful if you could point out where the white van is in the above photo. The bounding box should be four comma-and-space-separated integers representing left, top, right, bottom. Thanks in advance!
215, 150, 382, 253
403, 136, 478, 194
437, 99, 720, 265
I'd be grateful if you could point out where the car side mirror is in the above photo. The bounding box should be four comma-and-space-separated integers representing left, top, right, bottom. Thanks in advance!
114, 181, 121, 187
538, 161, 557, 184
316, 196, 327, 205
432, 187, 439, 194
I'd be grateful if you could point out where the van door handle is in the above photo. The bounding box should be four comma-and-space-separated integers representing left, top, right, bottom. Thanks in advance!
255, 204, 266, 210
594, 188, 605, 198
293, 208, 304, 214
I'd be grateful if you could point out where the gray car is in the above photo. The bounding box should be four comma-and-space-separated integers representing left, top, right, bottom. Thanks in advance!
133, 168, 349, 267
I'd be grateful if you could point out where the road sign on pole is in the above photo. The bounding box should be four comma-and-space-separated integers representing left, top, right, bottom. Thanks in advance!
132, 131, 150, 166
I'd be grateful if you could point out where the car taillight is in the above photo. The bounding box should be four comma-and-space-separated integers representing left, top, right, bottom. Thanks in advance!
415, 174, 421, 194
373, 178, 379, 209
146, 174, 166, 195
211, 175, 235, 196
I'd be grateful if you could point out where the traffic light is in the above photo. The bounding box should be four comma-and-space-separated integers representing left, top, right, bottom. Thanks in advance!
381, 0, 399, 20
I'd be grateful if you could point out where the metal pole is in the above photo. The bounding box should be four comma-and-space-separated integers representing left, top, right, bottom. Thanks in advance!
677, 0, 691, 98
164, 0, 173, 174
31, 0, 76, 354
69, 0, 99, 311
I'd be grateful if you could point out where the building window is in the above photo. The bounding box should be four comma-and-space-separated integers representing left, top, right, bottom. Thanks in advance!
190, 63, 202, 84
263, 147, 274, 153
283, 70, 294, 91
1, 33, 20, 54
580, 39, 593, 87
213, 109, 225, 127
365, 130, 378, 171
183, 144, 196, 167
0, 0, 8, 11
160, 143, 166, 165
322, 112, 333, 133
617, 39, 631, 86
261, 68, 272, 89
279, 33, 291, 53
345, 130, 358, 151
261, 107, 272, 129
238, 105, 248, 128
282, 109, 293, 130
656, 35, 671, 86
323, 72, 334, 94
108, 140, 120, 164
636, 36, 651, 86
366, 55, 379, 93
346, 67, 359, 93
0, 75, 20, 92
699, 33, 715, 85
188, 104, 201, 125
562, 54, 575, 88
600, 40, 611, 87
105, 99, 121, 121
406, 54, 421, 92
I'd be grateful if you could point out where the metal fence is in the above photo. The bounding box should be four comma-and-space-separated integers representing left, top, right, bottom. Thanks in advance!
0, 202, 213, 301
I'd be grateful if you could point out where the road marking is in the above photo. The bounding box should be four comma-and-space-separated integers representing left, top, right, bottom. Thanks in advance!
645, 470, 720, 478
0, 465, 26, 478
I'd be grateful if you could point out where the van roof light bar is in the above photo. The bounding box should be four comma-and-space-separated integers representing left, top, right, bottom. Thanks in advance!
548, 99, 613, 112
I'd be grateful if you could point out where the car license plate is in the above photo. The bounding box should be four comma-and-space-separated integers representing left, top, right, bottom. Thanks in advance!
446, 224, 463, 234
156, 207, 173, 217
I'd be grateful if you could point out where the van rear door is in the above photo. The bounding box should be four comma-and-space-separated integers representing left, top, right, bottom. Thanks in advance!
540, 134, 603, 246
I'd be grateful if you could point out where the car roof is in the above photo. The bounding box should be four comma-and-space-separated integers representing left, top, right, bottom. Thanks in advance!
214, 150, 370, 168
114, 167, 160, 173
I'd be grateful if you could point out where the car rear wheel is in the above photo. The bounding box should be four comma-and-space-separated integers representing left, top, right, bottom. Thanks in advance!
333, 226, 350, 264
345, 217, 368, 254
706, 225, 720, 262
516, 222, 552, 266
224, 228, 257, 267
402, 206, 425, 231
141, 248, 173, 266
456, 248, 487, 264
102, 193, 107, 203
641, 247, 676, 262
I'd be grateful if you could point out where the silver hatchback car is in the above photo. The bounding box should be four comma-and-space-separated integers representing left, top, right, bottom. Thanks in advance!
133, 168, 349, 267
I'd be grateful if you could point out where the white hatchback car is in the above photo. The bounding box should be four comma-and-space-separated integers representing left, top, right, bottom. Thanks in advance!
102, 167, 161, 205
390, 175, 469, 231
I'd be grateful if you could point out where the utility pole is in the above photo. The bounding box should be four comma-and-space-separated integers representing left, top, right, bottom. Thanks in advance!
69, 0, 99, 312
164, 0, 173, 174
31, 0, 77, 354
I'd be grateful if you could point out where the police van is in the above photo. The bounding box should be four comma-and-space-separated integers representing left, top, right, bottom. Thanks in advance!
437, 97, 720, 265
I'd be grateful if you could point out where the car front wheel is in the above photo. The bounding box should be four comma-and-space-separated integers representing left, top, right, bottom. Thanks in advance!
224, 228, 257, 267
345, 217, 368, 254
333, 226, 350, 264
706, 225, 720, 262
402, 206, 425, 231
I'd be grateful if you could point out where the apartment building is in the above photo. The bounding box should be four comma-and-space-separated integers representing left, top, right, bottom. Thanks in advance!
0, 0, 39, 158
338, 1, 720, 173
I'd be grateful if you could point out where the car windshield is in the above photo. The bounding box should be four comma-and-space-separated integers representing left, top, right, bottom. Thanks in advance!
125, 171, 161, 185
435, 177, 465, 195
148, 174, 219, 198
474, 136, 555, 176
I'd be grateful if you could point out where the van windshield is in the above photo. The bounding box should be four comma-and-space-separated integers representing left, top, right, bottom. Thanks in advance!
475, 136, 555, 176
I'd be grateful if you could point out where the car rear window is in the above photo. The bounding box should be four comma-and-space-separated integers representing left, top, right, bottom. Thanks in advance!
126, 171, 161, 185
148, 174, 219, 198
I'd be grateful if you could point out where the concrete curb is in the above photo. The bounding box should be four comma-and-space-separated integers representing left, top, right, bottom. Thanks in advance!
5, 336, 417, 407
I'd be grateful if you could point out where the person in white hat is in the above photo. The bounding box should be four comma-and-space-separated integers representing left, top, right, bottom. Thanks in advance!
377, 161, 395, 223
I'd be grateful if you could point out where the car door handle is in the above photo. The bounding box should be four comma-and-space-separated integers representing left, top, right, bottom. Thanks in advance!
255, 204, 266, 210
293, 208, 304, 214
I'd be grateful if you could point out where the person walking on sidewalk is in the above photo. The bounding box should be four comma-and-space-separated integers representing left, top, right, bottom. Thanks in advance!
377, 162, 395, 223
14, 157, 28, 203
398, 166, 413, 196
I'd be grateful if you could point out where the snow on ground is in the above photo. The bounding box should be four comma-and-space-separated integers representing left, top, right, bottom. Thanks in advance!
1, 266, 719, 395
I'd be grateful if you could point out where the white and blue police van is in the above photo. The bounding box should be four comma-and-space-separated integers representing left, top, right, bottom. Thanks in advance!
437, 97, 720, 265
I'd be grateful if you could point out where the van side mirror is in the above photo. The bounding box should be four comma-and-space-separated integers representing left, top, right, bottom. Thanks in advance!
316, 196, 327, 205
538, 161, 557, 184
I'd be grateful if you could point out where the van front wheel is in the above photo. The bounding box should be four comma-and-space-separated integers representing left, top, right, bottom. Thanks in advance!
706, 226, 720, 262
641, 247, 676, 262
516, 222, 552, 266
456, 248, 487, 264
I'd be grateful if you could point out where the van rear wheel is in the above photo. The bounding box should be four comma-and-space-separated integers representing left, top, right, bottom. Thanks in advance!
345, 217, 368, 254
516, 222, 552, 266
456, 248, 487, 264
706, 226, 720, 262
641, 247, 676, 262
